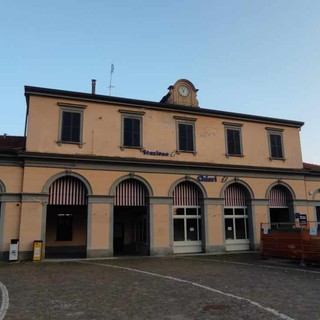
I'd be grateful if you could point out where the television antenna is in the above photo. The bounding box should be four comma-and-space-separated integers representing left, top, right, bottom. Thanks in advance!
108, 64, 115, 96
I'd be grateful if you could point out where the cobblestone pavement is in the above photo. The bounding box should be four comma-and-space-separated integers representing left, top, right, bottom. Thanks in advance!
0, 253, 319, 320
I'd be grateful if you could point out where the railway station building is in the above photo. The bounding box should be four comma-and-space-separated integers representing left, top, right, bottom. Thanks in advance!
0, 79, 320, 260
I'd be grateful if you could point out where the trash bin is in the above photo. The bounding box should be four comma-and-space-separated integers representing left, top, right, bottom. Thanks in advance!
9, 239, 19, 261
33, 240, 43, 261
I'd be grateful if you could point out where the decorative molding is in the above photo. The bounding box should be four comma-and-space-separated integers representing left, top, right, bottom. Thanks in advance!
173, 116, 197, 122
149, 196, 174, 205
57, 102, 87, 109
265, 127, 284, 132
223, 122, 243, 127
87, 195, 114, 204
21, 193, 49, 202
119, 109, 145, 116
0, 194, 21, 202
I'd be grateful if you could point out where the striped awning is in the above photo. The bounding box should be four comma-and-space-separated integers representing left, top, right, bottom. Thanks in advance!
173, 181, 201, 206
224, 183, 248, 207
115, 179, 148, 206
48, 176, 87, 205
269, 186, 288, 207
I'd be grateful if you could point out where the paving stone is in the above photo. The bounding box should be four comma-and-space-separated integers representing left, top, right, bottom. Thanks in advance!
0, 253, 319, 319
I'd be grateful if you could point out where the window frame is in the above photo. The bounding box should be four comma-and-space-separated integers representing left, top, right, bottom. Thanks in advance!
58, 103, 86, 146
224, 124, 243, 157
224, 207, 249, 240
121, 113, 143, 149
267, 129, 285, 160
173, 206, 202, 242
176, 120, 196, 153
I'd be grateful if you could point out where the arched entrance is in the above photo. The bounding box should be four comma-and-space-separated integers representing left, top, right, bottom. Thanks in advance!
268, 185, 294, 225
113, 178, 150, 256
224, 183, 251, 251
45, 176, 88, 258
172, 181, 203, 254
0, 180, 6, 258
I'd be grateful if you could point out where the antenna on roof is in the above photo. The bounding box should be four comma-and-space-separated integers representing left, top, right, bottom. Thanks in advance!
108, 63, 115, 96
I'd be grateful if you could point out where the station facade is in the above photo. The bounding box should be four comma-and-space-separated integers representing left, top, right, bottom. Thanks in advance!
1, 79, 320, 260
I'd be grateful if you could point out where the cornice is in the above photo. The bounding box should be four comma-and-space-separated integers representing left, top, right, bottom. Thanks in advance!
24, 86, 304, 128
15, 151, 310, 179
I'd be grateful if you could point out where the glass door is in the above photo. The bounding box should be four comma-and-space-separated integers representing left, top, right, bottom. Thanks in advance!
224, 207, 249, 251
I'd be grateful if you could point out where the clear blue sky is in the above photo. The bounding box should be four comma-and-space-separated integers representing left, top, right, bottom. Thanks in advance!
1, 1, 320, 163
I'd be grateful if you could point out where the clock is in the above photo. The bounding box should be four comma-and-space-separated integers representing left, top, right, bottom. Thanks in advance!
178, 85, 190, 97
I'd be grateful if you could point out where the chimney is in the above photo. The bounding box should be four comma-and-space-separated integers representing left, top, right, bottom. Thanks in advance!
91, 79, 96, 94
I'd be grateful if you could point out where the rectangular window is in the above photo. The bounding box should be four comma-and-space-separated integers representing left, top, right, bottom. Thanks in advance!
60, 110, 82, 143
226, 128, 242, 155
123, 116, 141, 148
178, 123, 194, 152
173, 207, 201, 242
174, 219, 185, 241
269, 132, 284, 158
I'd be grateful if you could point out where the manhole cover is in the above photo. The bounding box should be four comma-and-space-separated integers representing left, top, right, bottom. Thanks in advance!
203, 304, 230, 312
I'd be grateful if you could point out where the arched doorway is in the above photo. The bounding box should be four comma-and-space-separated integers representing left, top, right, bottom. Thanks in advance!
113, 178, 149, 256
0, 180, 6, 258
224, 183, 251, 251
172, 181, 203, 254
268, 185, 293, 225
45, 176, 88, 258
313, 190, 320, 224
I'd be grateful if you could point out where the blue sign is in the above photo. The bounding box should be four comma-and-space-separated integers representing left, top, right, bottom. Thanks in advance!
197, 175, 217, 182
197, 175, 228, 183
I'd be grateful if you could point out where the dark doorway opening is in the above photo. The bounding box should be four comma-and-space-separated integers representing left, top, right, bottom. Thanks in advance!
113, 206, 149, 256
270, 208, 291, 224
45, 205, 87, 258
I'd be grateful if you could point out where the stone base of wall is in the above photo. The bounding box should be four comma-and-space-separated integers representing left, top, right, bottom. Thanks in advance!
18, 250, 33, 261
205, 245, 226, 253
251, 243, 260, 251
150, 247, 173, 256
0, 251, 9, 261
86, 249, 113, 258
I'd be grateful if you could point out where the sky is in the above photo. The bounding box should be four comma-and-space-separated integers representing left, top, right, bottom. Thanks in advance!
1, 0, 320, 164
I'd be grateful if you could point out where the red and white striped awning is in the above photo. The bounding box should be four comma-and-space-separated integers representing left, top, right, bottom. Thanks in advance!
173, 181, 201, 206
48, 176, 87, 205
115, 179, 148, 206
269, 186, 288, 207
224, 183, 248, 207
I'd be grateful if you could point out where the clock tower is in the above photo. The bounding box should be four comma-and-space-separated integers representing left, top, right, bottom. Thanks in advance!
160, 79, 199, 107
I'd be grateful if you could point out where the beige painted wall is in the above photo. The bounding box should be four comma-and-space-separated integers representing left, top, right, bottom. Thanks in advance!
152, 204, 170, 248
0, 167, 23, 193
2, 203, 21, 251
206, 204, 224, 246
89, 203, 110, 250
25, 96, 303, 169
18, 202, 43, 252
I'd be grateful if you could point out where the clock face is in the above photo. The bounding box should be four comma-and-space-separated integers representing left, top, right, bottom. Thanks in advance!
178, 85, 190, 97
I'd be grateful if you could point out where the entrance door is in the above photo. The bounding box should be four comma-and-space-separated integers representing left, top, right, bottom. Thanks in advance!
316, 207, 320, 231
113, 179, 149, 256
172, 181, 203, 254
224, 208, 249, 251
173, 206, 202, 253
269, 185, 292, 227
224, 183, 251, 251
45, 176, 88, 258
113, 206, 148, 255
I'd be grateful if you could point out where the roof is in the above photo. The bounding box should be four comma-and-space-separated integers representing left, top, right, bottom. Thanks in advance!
303, 162, 320, 172
24, 85, 305, 128
0, 135, 25, 151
